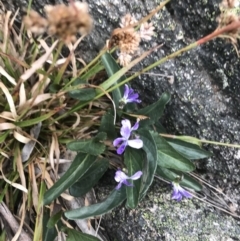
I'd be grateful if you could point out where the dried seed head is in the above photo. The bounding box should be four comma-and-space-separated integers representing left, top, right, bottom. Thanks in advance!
139, 22, 155, 41
23, 1, 93, 42
220, 0, 239, 8
23, 10, 48, 34
120, 13, 137, 28
109, 27, 140, 54
118, 52, 132, 66
45, 2, 92, 42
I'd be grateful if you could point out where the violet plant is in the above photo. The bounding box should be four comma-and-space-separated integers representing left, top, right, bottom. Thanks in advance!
1, 0, 240, 240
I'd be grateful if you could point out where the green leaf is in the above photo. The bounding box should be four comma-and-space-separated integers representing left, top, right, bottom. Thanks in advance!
152, 133, 195, 172
167, 139, 212, 160
16, 110, 58, 127
69, 158, 109, 197
47, 210, 63, 228
67, 132, 106, 155
124, 148, 143, 209
43, 210, 57, 241
66, 228, 101, 241
137, 130, 157, 200
154, 122, 167, 133
0, 130, 9, 144
101, 52, 124, 108
137, 92, 171, 127
44, 153, 96, 205
64, 188, 126, 220
99, 111, 117, 139
68, 88, 96, 101
49, 83, 62, 93
156, 166, 202, 191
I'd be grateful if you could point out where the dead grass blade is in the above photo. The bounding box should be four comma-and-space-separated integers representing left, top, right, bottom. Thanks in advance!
20, 40, 59, 82
18, 93, 53, 112
31, 74, 51, 96
3, 11, 12, 53
9, 8, 19, 28
19, 82, 27, 106
29, 162, 39, 211
0, 111, 15, 121
0, 66, 17, 85
68, 43, 77, 77
0, 82, 18, 118
49, 134, 56, 173
11, 149, 28, 240
13, 130, 31, 144
21, 122, 42, 162
0, 163, 28, 193
72, 112, 80, 129
0, 122, 16, 130
49, 130, 60, 177
0, 202, 32, 241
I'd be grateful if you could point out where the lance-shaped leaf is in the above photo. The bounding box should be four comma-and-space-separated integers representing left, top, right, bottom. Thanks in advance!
152, 133, 195, 172
156, 166, 202, 191
99, 111, 117, 139
44, 153, 96, 205
137, 130, 157, 200
69, 158, 109, 197
124, 148, 143, 209
47, 210, 63, 228
136, 92, 171, 127
167, 138, 212, 160
67, 132, 106, 155
43, 210, 58, 241
101, 52, 124, 108
65, 228, 101, 241
64, 188, 126, 220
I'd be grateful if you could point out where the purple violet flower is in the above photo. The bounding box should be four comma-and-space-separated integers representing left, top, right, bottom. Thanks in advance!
119, 84, 141, 108
115, 170, 143, 190
171, 182, 192, 202
113, 119, 143, 155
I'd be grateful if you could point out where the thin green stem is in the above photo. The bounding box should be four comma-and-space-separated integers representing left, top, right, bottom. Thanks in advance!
160, 133, 240, 148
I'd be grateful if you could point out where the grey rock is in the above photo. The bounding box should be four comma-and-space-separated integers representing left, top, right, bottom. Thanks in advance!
97, 181, 240, 241
2, 0, 240, 240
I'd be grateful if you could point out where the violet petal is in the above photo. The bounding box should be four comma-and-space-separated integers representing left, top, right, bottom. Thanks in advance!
114, 170, 129, 182
117, 141, 128, 154
130, 171, 143, 180
113, 137, 124, 147
115, 182, 123, 190
128, 139, 143, 149
131, 121, 139, 131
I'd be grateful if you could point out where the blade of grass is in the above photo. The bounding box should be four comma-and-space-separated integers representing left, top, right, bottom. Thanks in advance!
0, 82, 18, 118
12, 146, 28, 241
